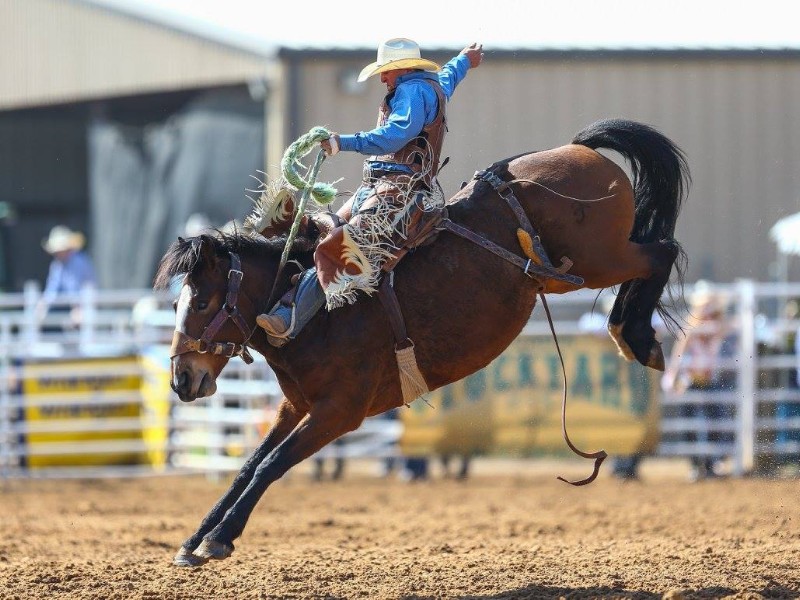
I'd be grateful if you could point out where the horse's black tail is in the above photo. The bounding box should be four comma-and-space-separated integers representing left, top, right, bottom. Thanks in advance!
573, 119, 691, 347
572, 118, 690, 245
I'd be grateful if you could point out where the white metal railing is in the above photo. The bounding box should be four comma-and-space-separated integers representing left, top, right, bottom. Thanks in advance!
0, 355, 286, 478
2, 280, 800, 478
657, 280, 800, 475
520, 281, 800, 474
0, 282, 402, 478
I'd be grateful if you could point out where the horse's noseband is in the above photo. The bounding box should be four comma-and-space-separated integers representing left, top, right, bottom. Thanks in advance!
169, 252, 255, 364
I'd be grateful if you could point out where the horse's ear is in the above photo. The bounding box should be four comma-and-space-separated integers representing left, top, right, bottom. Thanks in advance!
194, 235, 219, 270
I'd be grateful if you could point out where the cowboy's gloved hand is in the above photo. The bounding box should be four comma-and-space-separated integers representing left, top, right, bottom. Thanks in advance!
321, 134, 340, 157
460, 43, 484, 68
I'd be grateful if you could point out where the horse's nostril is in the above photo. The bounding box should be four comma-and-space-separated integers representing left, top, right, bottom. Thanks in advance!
175, 370, 189, 392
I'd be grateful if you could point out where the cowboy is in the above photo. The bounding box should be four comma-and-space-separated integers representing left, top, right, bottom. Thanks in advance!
257, 38, 483, 343
38, 225, 97, 322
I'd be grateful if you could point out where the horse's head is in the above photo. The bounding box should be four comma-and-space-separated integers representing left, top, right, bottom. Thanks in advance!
154, 231, 316, 402
155, 233, 266, 402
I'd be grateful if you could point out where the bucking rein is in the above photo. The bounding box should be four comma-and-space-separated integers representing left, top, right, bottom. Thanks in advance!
267, 126, 606, 486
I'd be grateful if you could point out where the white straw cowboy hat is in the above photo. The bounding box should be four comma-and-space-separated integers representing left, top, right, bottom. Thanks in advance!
357, 38, 441, 82
42, 225, 85, 254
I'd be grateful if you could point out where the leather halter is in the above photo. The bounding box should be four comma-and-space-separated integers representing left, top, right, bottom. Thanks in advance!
169, 252, 255, 364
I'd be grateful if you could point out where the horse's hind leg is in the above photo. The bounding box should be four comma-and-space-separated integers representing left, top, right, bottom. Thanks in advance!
608, 239, 682, 371
192, 399, 366, 562
607, 280, 636, 360
173, 398, 305, 567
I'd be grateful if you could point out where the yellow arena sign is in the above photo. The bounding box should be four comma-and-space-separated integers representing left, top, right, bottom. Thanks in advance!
401, 334, 659, 457
19, 357, 145, 468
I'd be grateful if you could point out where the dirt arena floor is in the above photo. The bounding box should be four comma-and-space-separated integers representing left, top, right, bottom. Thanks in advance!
1, 459, 798, 600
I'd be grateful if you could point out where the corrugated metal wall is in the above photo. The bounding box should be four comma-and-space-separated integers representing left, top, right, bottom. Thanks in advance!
0, 105, 90, 290
0, 0, 269, 109
2, 0, 798, 285
291, 51, 800, 283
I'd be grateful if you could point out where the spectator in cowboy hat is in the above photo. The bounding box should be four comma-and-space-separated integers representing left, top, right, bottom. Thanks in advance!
39, 225, 97, 322
662, 282, 736, 481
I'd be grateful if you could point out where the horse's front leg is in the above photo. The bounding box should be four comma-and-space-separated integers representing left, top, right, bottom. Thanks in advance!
192, 399, 365, 562
173, 397, 305, 567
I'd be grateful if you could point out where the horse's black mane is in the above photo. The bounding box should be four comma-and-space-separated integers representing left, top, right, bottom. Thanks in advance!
153, 229, 315, 289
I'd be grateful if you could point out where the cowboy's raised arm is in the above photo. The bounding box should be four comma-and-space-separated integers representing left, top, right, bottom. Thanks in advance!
462, 43, 484, 68
437, 43, 484, 99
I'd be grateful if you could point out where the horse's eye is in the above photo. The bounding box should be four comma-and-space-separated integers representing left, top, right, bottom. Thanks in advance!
197, 301, 209, 311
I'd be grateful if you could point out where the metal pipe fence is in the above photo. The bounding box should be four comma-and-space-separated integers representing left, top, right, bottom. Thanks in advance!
1, 280, 799, 478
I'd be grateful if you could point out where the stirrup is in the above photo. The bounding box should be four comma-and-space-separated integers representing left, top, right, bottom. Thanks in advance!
266, 334, 288, 349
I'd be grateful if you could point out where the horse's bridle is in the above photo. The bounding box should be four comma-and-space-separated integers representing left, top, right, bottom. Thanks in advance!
169, 252, 255, 364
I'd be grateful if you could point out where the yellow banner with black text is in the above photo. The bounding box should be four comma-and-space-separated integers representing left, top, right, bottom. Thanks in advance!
20, 356, 148, 467
400, 334, 659, 457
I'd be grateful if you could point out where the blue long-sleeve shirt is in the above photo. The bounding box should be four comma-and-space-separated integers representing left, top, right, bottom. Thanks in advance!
337, 53, 472, 164
42, 250, 97, 304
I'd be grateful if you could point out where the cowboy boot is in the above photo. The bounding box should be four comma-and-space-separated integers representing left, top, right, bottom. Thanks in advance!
256, 269, 326, 346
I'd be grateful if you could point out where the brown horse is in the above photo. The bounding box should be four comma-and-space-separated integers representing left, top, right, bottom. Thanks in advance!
155, 119, 689, 567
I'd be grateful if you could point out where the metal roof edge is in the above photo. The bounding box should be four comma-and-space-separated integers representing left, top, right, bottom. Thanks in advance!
277, 46, 800, 60
73, 0, 277, 60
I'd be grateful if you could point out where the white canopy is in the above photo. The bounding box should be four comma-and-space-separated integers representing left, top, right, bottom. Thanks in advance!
770, 212, 800, 255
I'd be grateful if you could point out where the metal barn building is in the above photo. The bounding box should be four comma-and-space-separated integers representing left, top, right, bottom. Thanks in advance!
1, 0, 799, 289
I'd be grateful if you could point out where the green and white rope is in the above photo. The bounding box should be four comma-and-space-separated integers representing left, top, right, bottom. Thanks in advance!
281, 126, 338, 206
270, 127, 335, 302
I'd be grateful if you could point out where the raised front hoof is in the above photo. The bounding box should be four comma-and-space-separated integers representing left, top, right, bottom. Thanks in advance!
646, 343, 666, 371
173, 546, 208, 568
193, 538, 234, 561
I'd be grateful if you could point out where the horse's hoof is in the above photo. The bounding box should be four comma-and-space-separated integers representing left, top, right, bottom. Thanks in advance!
607, 323, 635, 362
646, 343, 665, 371
173, 546, 208, 567
193, 539, 234, 561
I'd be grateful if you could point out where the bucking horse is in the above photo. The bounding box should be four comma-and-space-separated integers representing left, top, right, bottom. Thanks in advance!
154, 118, 689, 566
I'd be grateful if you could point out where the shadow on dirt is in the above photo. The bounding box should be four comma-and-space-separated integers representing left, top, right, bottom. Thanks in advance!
401, 582, 800, 599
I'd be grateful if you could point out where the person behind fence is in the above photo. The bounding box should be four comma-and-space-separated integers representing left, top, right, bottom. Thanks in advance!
775, 299, 800, 459
312, 440, 346, 482
38, 225, 97, 325
257, 38, 484, 343
662, 284, 736, 481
